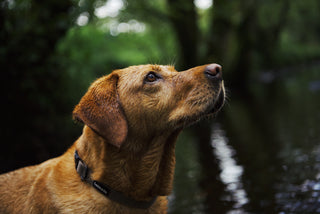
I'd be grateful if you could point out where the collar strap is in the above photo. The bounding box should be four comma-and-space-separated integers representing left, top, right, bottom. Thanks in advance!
74, 150, 157, 209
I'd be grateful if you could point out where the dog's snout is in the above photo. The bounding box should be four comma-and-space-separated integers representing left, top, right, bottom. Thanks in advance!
204, 63, 222, 79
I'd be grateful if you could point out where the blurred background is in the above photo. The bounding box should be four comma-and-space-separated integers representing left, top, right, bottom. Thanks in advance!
1, 0, 320, 213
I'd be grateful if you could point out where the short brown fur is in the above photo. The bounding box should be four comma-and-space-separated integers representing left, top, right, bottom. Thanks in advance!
0, 64, 225, 213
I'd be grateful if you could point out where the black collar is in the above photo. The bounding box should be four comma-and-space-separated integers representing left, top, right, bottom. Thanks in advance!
74, 150, 157, 209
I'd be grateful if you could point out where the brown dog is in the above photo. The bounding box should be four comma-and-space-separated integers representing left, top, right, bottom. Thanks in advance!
0, 64, 225, 213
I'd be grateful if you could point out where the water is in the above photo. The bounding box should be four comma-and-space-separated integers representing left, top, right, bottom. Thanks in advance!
211, 124, 248, 212
169, 66, 320, 213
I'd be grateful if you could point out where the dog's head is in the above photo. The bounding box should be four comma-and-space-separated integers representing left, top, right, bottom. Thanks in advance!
73, 64, 225, 148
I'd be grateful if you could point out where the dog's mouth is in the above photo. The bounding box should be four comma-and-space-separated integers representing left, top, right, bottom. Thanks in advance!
209, 86, 225, 114
173, 84, 226, 128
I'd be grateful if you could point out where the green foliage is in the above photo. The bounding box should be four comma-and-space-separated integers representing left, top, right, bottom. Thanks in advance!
275, 0, 320, 66
55, 22, 178, 80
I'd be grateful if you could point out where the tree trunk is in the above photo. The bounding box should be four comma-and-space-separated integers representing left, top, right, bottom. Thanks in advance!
167, 0, 199, 69
206, 0, 234, 64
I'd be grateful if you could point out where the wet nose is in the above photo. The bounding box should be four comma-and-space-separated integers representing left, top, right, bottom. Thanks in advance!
204, 63, 222, 79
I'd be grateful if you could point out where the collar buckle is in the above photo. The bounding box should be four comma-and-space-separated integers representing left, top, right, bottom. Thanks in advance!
74, 151, 88, 181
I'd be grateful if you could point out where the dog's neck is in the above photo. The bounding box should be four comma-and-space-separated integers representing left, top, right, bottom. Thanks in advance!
75, 126, 180, 201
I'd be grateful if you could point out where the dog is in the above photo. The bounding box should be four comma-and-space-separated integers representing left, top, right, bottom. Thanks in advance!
0, 64, 225, 213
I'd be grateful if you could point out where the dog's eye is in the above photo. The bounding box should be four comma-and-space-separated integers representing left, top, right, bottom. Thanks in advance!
145, 72, 158, 83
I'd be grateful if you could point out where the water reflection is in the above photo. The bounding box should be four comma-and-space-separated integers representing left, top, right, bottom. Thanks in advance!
211, 124, 249, 212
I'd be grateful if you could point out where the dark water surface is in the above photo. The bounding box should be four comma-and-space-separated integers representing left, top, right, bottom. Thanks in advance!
169, 66, 320, 214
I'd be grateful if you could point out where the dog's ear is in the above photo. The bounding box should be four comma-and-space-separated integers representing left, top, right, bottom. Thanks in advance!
73, 74, 127, 148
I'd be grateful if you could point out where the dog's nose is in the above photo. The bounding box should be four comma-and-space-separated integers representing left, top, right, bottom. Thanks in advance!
204, 63, 222, 79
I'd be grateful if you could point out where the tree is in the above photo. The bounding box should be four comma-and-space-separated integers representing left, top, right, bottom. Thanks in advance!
167, 0, 199, 68
0, 0, 77, 172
